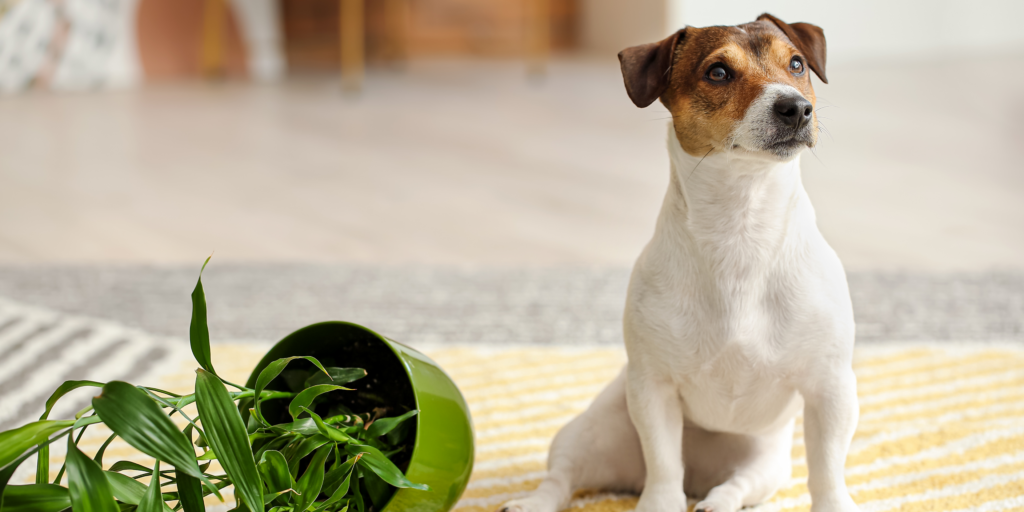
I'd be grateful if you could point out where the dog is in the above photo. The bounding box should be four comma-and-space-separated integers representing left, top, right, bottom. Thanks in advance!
498, 13, 859, 512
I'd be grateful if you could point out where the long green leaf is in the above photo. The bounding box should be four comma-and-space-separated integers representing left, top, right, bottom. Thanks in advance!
344, 444, 428, 491
105, 471, 174, 511
1, 484, 70, 512
365, 410, 418, 438
190, 256, 216, 375
294, 444, 331, 512
41, 381, 104, 421
0, 420, 74, 469
253, 357, 330, 425
322, 455, 358, 496
284, 436, 331, 477
175, 468, 206, 512
137, 460, 165, 512
258, 450, 295, 495
66, 437, 119, 512
34, 444, 49, 486
288, 385, 350, 420
270, 418, 320, 436
195, 369, 263, 510
109, 460, 154, 474
301, 407, 354, 444
93, 433, 118, 466
29, 379, 87, 489
303, 368, 367, 389
315, 457, 357, 512
363, 468, 390, 508
1, 446, 40, 511
91, 381, 220, 499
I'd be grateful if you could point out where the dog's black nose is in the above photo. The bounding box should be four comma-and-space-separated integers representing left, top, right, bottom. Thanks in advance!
773, 95, 813, 130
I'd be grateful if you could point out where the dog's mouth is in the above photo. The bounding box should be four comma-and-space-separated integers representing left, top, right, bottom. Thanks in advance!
767, 137, 808, 151
761, 133, 814, 158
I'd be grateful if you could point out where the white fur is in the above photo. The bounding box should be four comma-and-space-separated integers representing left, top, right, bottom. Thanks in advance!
499, 85, 860, 512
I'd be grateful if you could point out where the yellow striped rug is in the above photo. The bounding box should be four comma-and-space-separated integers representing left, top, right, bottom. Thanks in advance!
23, 343, 1024, 512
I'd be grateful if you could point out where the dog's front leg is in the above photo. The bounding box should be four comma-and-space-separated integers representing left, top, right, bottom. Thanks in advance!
627, 364, 686, 512
801, 368, 860, 512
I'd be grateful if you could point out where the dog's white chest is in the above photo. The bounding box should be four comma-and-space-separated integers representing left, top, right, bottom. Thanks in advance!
676, 343, 803, 435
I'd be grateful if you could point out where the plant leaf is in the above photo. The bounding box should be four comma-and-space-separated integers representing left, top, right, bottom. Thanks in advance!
344, 444, 428, 491
283, 436, 331, 477
294, 444, 331, 512
351, 467, 365, 512
288, 385, 350, 420
322, 454, 358, 495
1, 484, 70, 512
34, 444, 48, 486
108, 460, 154, 474
270, 418, 320, 436
301, 407, 354, 444
263, 488, 299, 505
365, 410, 418, 438
190, 256, 216, 375
93, 433, 118, 466
137, 460, 165, 512
363, 468, 390, 508
253, 357, 330, 425
0, 446, 36, 511
195, 369, 263, 510
175, 468, 206, 512
40, 381, 104, 421
303, 368, 367, 389
66, 436, 119, 512
315, 457, 356, 512
105, 471, 173, 511
32, 382, 98, 487
0, 419, 74, 469
258, 450, 295, 495
91, 381, 220, 500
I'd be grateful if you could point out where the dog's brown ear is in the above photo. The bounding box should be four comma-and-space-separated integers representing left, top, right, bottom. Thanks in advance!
618, 29, 685, 108
758, 13, 828, 84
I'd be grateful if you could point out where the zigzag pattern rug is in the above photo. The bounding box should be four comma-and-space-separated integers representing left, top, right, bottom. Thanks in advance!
3, 298, 1024, 511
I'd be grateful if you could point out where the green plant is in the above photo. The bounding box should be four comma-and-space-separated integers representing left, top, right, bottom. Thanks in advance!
0, 258, 427, 512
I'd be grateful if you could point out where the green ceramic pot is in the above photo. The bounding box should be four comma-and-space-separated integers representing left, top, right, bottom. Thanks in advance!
245, 321, 475, 512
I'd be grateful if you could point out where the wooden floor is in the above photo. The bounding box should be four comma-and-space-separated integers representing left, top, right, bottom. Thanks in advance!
1, 56, 1022, 270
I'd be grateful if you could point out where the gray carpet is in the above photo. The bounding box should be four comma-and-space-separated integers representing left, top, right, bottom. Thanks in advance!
0, 265, 1021, 345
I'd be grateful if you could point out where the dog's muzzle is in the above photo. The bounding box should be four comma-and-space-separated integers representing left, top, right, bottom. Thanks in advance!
731, 84, 816, 160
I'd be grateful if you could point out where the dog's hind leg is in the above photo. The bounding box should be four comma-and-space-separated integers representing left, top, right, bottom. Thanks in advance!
686, 419, 795, 512
499, 368, 645, 512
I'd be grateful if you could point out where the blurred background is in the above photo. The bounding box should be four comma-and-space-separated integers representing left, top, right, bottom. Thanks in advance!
0, 0, 1023, 353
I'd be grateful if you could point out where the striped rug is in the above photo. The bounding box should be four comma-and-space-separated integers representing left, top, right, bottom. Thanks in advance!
3, 299, 1024, 512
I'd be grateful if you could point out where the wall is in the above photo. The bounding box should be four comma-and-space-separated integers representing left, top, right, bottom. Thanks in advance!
579, 0, 668, 56
669, 0, 1024, 63
581, 0, 1024, 62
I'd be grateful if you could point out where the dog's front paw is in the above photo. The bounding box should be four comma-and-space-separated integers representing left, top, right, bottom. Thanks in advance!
498, 496, 556, 512
635, 484, 686, 512
693, 496, 739, 512
810, 494, 859, 512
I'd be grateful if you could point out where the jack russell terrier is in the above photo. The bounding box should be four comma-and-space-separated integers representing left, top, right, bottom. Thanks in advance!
499, 13, 859, 512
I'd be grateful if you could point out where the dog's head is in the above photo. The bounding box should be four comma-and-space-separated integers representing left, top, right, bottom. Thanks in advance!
619, 14, 827, 161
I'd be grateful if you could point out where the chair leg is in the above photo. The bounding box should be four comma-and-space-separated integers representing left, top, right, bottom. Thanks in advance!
200, 0, 226, 78
526, 0, 550, 78
340, 0, 364, 92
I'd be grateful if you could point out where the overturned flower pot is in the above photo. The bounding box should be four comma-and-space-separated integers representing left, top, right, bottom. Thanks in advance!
246, 321, 475, 512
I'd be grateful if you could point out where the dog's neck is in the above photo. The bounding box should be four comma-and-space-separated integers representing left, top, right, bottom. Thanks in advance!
655, 126, 814, 280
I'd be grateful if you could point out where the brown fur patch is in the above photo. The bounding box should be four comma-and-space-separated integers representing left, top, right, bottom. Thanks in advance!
659, 20, 819, 157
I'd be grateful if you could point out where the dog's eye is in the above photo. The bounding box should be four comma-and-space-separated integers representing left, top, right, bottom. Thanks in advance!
789, 58, 805, 76
706, 65, 730, 82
